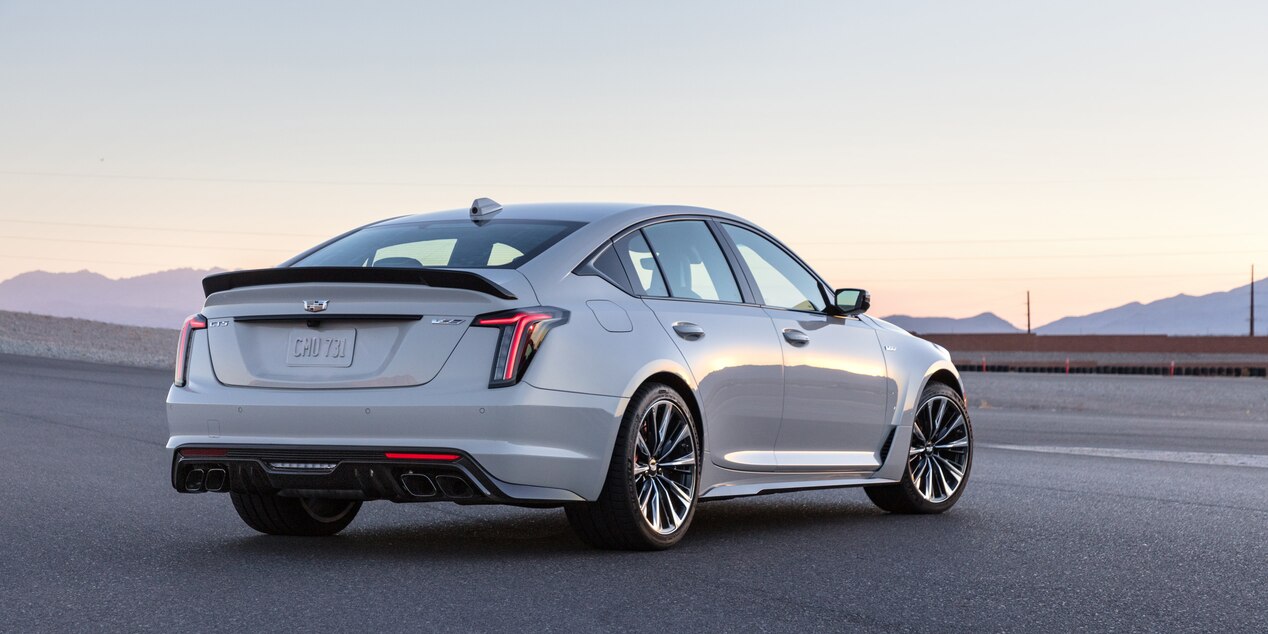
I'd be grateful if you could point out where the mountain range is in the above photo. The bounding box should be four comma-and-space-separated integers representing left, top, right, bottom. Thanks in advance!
0, 269, 1261, 335
884, 278, 1264, 335
0, 268, 221, 329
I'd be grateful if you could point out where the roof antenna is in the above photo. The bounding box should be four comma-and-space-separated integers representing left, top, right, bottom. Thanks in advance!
470, 197, 502, 224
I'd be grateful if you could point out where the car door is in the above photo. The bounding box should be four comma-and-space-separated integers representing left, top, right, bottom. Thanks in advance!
720, 223, 890, 472
615, 219, 786, 472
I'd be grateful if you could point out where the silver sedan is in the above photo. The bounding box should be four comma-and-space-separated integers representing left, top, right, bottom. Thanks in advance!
168, 200, 971, 550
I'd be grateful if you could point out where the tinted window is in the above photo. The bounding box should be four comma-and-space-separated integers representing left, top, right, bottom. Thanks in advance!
723, 224, 825, 311
292, 220, 580, 269
584, 241, 633, 293
618, 231, 668, 296
641, 221, 741, 303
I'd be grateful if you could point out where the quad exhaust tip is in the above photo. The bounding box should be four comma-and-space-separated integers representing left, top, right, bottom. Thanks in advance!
184, 468, 205, 492
400, 473, 437, 498
435, 475, 474, 499
183, 467, 229, 493
205, 468, 227, 492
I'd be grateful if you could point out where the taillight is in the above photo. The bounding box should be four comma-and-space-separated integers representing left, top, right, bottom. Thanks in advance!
471, 307, 568, 388
174, 313, 207, 387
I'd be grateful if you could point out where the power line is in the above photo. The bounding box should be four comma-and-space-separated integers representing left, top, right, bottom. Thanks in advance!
811, 248, 1268, 262
0, 168, 1242, 189
0, 235, 294, 252
0, 217, 331, 239
856, 271, 1248, 283
0, 253, 228, 267
791, 232, 1254, 246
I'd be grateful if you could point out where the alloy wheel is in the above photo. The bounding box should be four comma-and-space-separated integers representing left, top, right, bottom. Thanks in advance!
632, 399, 697, 535
907, 395, 970, 503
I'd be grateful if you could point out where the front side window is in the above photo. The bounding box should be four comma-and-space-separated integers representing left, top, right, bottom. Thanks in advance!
292, 220, 580, 269
641, 221, 742, 303
723, 224, 825, 312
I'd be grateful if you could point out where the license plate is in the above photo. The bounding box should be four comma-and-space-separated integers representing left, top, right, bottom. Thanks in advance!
286, 329, 356, 367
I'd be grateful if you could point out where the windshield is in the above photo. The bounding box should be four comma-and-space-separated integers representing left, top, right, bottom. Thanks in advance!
291, 219, 582, 269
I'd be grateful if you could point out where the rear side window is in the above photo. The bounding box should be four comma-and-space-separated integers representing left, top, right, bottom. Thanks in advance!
617, 232, 669, 297
292, 220, 581, 269
641, 221, 742, 303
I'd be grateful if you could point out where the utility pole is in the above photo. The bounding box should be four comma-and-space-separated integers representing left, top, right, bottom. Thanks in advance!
1252, 264, 1257, 337
1026, 291, 1032, 335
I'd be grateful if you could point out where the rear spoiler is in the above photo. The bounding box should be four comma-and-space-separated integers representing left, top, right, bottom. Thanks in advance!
202, 267, 518, 300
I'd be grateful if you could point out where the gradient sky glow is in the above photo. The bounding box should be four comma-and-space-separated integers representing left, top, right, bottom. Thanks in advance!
2, 1, 1266, 327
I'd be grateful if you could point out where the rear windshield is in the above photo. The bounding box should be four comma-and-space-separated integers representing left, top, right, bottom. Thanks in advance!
291, 219, 582, 269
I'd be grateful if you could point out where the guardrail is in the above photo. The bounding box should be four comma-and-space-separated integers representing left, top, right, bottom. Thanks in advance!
954, 360, 1268, 378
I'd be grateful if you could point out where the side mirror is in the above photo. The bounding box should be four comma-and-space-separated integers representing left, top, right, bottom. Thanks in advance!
832, 288, 870, 316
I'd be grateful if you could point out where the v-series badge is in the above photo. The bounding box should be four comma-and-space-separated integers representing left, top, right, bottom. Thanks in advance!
431, 318, 466, 325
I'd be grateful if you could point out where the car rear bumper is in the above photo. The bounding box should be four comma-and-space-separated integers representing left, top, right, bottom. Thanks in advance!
172, 445, 582, 504
167, 377, 628, 502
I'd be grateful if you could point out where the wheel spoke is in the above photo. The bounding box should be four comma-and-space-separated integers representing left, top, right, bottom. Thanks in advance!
638, 478, 654, 512
660, 452, 696, 469
921, 458, 934, 500
912, 404, 929, 442
649, 480, 663, 530
636, 430, 651, 460
934, 437, 968, 451
934, 454, 964, 485
633, 464, 650, 476
659, 422, 690, 461
933, 414, 964, 444
930, 457, 950, 501
662, 476, 692, 507
656, 402, 673, 453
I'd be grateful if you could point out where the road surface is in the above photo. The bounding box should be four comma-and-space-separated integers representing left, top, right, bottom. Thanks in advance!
1, 355, 1265, 632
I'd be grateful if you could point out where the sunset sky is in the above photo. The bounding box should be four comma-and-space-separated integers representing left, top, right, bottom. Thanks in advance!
1, 1, 1266, 327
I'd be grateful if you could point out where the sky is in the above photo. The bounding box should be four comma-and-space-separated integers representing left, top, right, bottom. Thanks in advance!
1, 0, 1266, 328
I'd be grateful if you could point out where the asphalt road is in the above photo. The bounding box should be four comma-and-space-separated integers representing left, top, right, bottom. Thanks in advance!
1, 354, 1265, 632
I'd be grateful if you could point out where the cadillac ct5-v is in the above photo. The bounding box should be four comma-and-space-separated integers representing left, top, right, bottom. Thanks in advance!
168, 200, 972, 550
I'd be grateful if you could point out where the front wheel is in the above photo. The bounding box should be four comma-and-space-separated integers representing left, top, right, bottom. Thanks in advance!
566, 383, 700, 550
230, 491, 361, 536
866, 382, 973, 514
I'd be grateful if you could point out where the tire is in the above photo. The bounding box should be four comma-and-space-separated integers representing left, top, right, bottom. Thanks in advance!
566, 382, 701, 550
866, 381, 973, 514
230, 491, 361, 536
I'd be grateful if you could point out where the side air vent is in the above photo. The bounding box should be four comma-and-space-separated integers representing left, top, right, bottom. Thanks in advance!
878, 427, 898, 464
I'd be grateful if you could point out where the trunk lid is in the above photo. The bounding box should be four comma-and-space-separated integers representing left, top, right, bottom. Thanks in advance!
200, 269, 534, 389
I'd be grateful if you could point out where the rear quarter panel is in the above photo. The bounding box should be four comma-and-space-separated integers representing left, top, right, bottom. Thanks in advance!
520, 273, 694, 400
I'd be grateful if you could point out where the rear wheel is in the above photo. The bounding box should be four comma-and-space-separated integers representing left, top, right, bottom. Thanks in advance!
230, 491, 361, 536
866, 382, 972, 514
566, 383, 700, 550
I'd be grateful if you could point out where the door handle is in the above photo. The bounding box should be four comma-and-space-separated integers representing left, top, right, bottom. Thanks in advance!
672, 322, 705, 341
782, 329, 810, 345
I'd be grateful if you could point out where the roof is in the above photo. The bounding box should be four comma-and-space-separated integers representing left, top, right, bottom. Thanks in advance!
364, 200, 759, 278
374, 202, 661, 226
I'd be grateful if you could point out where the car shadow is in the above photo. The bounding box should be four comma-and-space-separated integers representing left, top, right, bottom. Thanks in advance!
186, 494, 913, 562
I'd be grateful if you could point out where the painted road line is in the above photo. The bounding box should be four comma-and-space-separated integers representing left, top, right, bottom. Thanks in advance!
980, 444, 1268, 469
